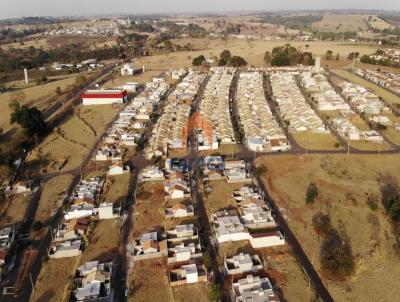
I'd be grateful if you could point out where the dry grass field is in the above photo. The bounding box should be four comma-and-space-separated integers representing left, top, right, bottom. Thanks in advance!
35, 174, 73, 223
258, 154, 400, 302
0, 75, 82, 132
30, 257, 78, 302
172, 283, 210, 302
136, 39, 379, 72
366, 16, 394, 31
26, 105, 119, 172
82, 219, 120, 263
292, 132, 342, 151
0, 194, 29, 224
129, 261, 174, 302
312, 15, 368, 32
133, 181, 165, 236
202, 180, 243, 216
103, 174, 131, 206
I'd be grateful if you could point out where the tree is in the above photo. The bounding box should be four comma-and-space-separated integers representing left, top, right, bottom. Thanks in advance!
229, 56, 247, 67
218, 49, 232, 66
9, 100, 47, 136
306, 182, 319, 204
312, 212, 331, 236
75, 75, 87, 88
271, 53, 291, 66
264, 51, 272, 65
55, 86, 62, 95
192, 55, 206, 66
336, 53, 340, 61
210, 284, 222, 302
320, 229, 354, 275
325, 50, 333, 60
253, 165, 268, 178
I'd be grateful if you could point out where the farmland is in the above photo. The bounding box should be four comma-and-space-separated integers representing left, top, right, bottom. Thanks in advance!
258, 154, 400, 302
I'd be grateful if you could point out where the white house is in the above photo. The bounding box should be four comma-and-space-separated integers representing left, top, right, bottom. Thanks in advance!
232, 275, 279, 302
224, 253, 263, 275
121, 63, 135, 76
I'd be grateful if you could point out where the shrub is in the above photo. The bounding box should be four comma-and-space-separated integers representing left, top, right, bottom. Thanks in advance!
210, 284, 223, 302
192, 55, 206, 66
306, 182, 319, 204
320, 229, 354, 275
312, 212, 331, 236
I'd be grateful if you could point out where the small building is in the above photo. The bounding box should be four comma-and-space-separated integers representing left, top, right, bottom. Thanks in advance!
169, 263, 207, 286
98, 202, 119, 220
165, 202, 194, 218
224, 253, 263, 275
121, 63, 135, 76
107, 161, 130, 176
232, 275, 280, 302
49, 240, 83, 259
81, 90, 127, 106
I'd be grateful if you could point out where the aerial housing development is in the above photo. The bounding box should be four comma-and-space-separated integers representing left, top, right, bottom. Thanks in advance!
4, 6, 400, 302
237, 71, 290, 152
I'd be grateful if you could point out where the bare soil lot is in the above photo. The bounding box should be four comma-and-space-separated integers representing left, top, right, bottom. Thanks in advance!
35, 174, 73, 223
128, 260, 174, 302
30, 257, 78, 302
0, 194, 29, 224
258, 154, 400, 302
82, 219, 120, 263
133, 181, 165, 236
172, 283, 210, 302
103, 173, 131, 206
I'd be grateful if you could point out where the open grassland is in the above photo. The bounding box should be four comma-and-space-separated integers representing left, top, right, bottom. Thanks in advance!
35, 174, 73, 223
0, 75, 82, 132
258, 154, 400, 302
30, 257, 78, 302
26, 105, 119, 172
292, 132, 342, 151
366, 16, 394, 30
312, 14, 368, 32
137, 39, 379, 72
129, 261, 174, 302
0, 35, 117, 51
82, 219, 120, 263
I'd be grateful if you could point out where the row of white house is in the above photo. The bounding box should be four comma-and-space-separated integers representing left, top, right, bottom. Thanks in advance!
146, 71, 207, 159
354, 69, 400, 95
338, 81, 389, 115
198, 67, 236, 149
237, 71, 290, 152
300, 72, 350, 111
269, 72, 329, 133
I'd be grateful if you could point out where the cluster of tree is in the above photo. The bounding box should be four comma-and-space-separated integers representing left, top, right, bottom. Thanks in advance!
0, 16, 66, 26
347, 52, 360, 60
360, 54, 398, 67
258, 13, 322, 30
9, 100, 47, 137
380, 175, 400, 221
312, 31, 358, 41
192, 55, 207, 66
325, 50, 340, 61
0, 27, 45, 43
312, 212, 355, 276
0, 44, 125, 72
264, 44, 314, 66
129, 21, 155, 33
156, 21, 208, 38
226, 24, 242, 35
217, 50, 247, 67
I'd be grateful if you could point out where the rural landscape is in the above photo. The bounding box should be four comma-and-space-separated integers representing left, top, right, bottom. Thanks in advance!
1, 1, 400, 302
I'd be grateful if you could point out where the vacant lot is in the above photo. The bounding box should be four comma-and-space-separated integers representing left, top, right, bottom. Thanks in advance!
0, 194, 29, 224
133, 181, 165, 236
129, 261, 173, 302
258, 154, 400, 302
103, 173, 131, 206
293, 132, 341, 151
26, 105, 118, 172
30, 257, 78, 302
202, 180, 243, 216
35, 174, 73, 223
313, 14, 368, 32
172, 283, 210, 302
82, 219, 120, 263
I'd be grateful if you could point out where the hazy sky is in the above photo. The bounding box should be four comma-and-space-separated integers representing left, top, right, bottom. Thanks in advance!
1, 0, 399, 19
